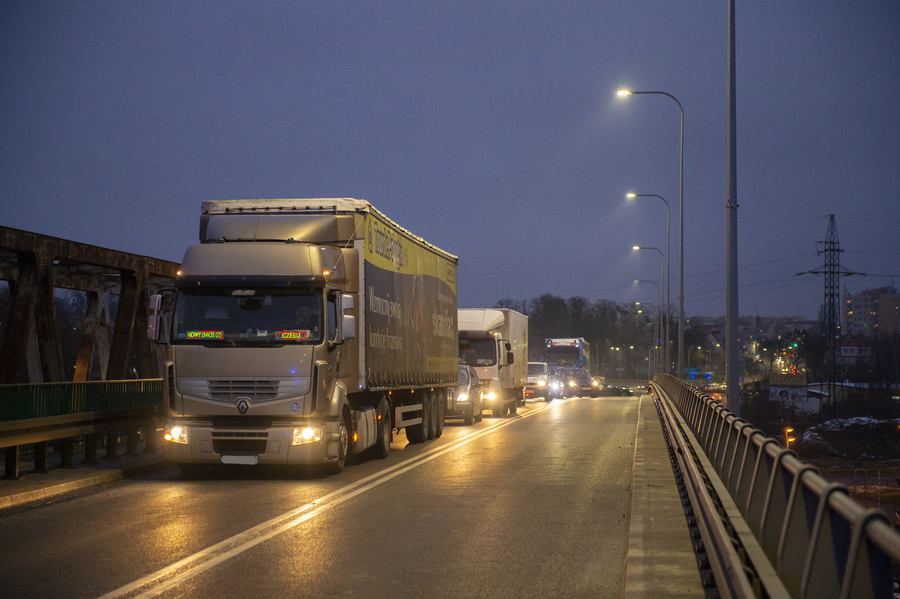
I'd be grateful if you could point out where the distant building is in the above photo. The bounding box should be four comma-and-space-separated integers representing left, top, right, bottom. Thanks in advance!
839, 338, 872, 366
741, 315, 819, 343
843, 287, 899, 338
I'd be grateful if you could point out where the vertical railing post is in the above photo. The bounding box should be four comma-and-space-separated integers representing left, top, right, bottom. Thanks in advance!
5, 446, 20, 479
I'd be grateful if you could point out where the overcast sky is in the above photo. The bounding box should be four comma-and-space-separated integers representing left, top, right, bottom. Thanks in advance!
2, 1, 898, 319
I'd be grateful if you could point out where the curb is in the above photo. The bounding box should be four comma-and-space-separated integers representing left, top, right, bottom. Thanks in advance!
0, 460, 172, 510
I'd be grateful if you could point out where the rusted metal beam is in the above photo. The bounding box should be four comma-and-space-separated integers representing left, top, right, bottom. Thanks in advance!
0, 226, 179, 385
107, 270, 138, 379
0, 255, 37, 384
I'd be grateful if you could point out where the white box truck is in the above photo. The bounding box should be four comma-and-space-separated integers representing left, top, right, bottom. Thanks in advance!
149, 198, 458, 475
457, 308, 527, 418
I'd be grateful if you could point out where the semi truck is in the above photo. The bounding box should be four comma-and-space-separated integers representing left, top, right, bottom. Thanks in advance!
148, 198, 459, 475
457, 308, 527, 418
543, 337, 591, 371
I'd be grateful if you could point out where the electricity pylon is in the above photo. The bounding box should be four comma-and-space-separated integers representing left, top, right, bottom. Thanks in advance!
797, 214, 862, 416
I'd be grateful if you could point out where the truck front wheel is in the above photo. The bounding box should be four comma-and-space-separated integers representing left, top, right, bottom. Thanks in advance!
325, 412, 350, 475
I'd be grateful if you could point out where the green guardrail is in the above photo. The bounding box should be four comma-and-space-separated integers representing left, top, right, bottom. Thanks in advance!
0, 379, 163, 422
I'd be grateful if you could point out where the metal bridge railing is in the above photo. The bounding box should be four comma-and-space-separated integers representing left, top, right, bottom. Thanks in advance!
0, 380, 164, 479
0, 379, 162, 421
651, 373, 900, 599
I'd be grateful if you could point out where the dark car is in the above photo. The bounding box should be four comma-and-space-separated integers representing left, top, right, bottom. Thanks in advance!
446, 364, 484, 425
559, 368, 599, 398
602, 383, 632, 396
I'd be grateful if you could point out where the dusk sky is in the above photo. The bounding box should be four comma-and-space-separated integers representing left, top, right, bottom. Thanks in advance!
2, 1, 898, 320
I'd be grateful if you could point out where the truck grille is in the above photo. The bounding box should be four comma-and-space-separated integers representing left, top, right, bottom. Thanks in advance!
208, 380, 279, 402
178, 377, 309, 403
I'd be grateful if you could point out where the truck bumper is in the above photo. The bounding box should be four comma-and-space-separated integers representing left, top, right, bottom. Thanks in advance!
163, 420, 344, 467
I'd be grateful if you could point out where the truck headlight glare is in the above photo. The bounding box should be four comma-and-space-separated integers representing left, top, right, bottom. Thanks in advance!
292, 427, 323, 446
457, 393, 469, 403
164, 425, 189, 445
486, 392, 497, 401
537, 380, 546, 387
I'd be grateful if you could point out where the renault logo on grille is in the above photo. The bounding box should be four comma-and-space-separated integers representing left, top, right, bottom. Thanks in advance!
236, 399, 250, 414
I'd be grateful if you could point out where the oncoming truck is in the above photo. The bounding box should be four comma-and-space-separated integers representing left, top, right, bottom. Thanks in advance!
149, 198, 458, 475
543, 337, 591, 370
457, 308, 527, 418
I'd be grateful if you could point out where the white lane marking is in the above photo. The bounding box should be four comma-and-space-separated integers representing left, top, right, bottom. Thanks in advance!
98, 401, 557, 599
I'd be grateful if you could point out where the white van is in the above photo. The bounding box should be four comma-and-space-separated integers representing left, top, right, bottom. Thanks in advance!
526, 362, 551, 401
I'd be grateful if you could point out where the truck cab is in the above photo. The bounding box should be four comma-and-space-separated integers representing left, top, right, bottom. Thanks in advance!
459, 332, 517, 417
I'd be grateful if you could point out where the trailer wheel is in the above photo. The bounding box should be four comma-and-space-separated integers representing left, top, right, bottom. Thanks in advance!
492, 404, 507, 418
426, 391, 438, 440
434, 390, 446, 438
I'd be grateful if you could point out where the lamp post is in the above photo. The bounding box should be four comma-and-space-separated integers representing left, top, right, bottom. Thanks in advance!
633, 244, 665, 338
627, 193, 670, 374
618, 90, 684, 379
634, 280, 660, 376
634, 246, 665, 375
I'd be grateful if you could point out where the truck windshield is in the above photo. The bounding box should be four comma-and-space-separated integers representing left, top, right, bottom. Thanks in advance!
528, 363, 547, 375
459, 339, 495, 366
171, 287, 323, 346
546, 349, 578, 366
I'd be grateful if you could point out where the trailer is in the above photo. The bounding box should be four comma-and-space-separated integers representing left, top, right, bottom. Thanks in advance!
149, 198, 458, 475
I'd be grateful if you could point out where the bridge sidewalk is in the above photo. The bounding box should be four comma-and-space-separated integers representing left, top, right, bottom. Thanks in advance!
0, 442, 169, 509
623, 394, 705, 598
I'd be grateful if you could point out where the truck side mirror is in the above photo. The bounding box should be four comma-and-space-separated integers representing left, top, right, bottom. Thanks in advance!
502, 340, 513, 365
147, 294, 162, 341
339, 294, 356, 341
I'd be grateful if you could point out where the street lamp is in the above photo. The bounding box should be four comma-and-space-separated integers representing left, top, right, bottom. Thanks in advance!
627, 193, 670, 374
634, 280, 660, 376
632, 245, 669, 352
618, 89, 685, 379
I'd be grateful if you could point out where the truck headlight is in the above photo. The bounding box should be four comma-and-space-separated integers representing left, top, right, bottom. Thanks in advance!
292, 427, 323, 446
592, 380, 599, 387
164, 425, 189, 445
568, 381, 576, 387
457, 392, 469, 403
486, 391, 497, 400
537, 380, 546, 387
